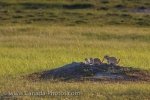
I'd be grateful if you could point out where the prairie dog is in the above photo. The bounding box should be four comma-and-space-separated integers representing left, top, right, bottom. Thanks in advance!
93, 58, 102, 65
89, 58, 94, 65
84, 58, 90, 64
103, 55, 120, 65
84, 58, 102, 65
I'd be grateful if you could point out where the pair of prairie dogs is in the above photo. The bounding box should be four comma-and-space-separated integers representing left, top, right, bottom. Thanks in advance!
85, 55, 120, 65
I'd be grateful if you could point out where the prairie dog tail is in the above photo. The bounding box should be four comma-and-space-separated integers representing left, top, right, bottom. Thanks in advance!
117, 59, 120, 64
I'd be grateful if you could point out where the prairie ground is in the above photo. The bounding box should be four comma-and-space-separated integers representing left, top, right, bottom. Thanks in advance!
0, 0, 150, 100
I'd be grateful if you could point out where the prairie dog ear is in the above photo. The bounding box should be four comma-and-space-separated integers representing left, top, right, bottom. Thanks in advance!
104, 55, 109, 58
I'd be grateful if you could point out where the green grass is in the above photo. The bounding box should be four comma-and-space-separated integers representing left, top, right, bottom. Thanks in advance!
0, 0, 150, 99
0, 25, 150, 99
0, 25, 150, 77
0, 79, 150, 100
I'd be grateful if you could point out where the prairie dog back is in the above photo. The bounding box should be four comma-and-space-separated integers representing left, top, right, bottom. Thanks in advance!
104, 55, 120, 65
93, 58, 102, 65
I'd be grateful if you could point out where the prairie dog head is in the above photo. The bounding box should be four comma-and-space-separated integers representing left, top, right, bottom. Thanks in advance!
84, 58, 93, 64
89, 58, 94, 63
85, 58, 88, 61
104, 55, 109, 59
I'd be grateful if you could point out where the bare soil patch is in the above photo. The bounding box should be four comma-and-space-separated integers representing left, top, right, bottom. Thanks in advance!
26, 62, 150, 82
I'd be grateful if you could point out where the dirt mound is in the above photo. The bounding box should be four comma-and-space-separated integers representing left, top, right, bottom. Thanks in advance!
27, 62, 150, 82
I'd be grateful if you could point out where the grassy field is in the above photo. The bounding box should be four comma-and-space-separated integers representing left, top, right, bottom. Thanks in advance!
0, 25, 150, 100
0, 0, 150, 100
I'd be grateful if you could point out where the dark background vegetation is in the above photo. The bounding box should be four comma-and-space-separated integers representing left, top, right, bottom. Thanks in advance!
0, 0, 149, 26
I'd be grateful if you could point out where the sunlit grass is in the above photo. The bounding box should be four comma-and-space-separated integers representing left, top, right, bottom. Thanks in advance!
0, 78, 150, 100
0, 25, 150, 77
0, 25, 150, 99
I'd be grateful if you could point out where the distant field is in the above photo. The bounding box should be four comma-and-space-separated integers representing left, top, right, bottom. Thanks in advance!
0, 0, 150, 100
0, 0, 150, 26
